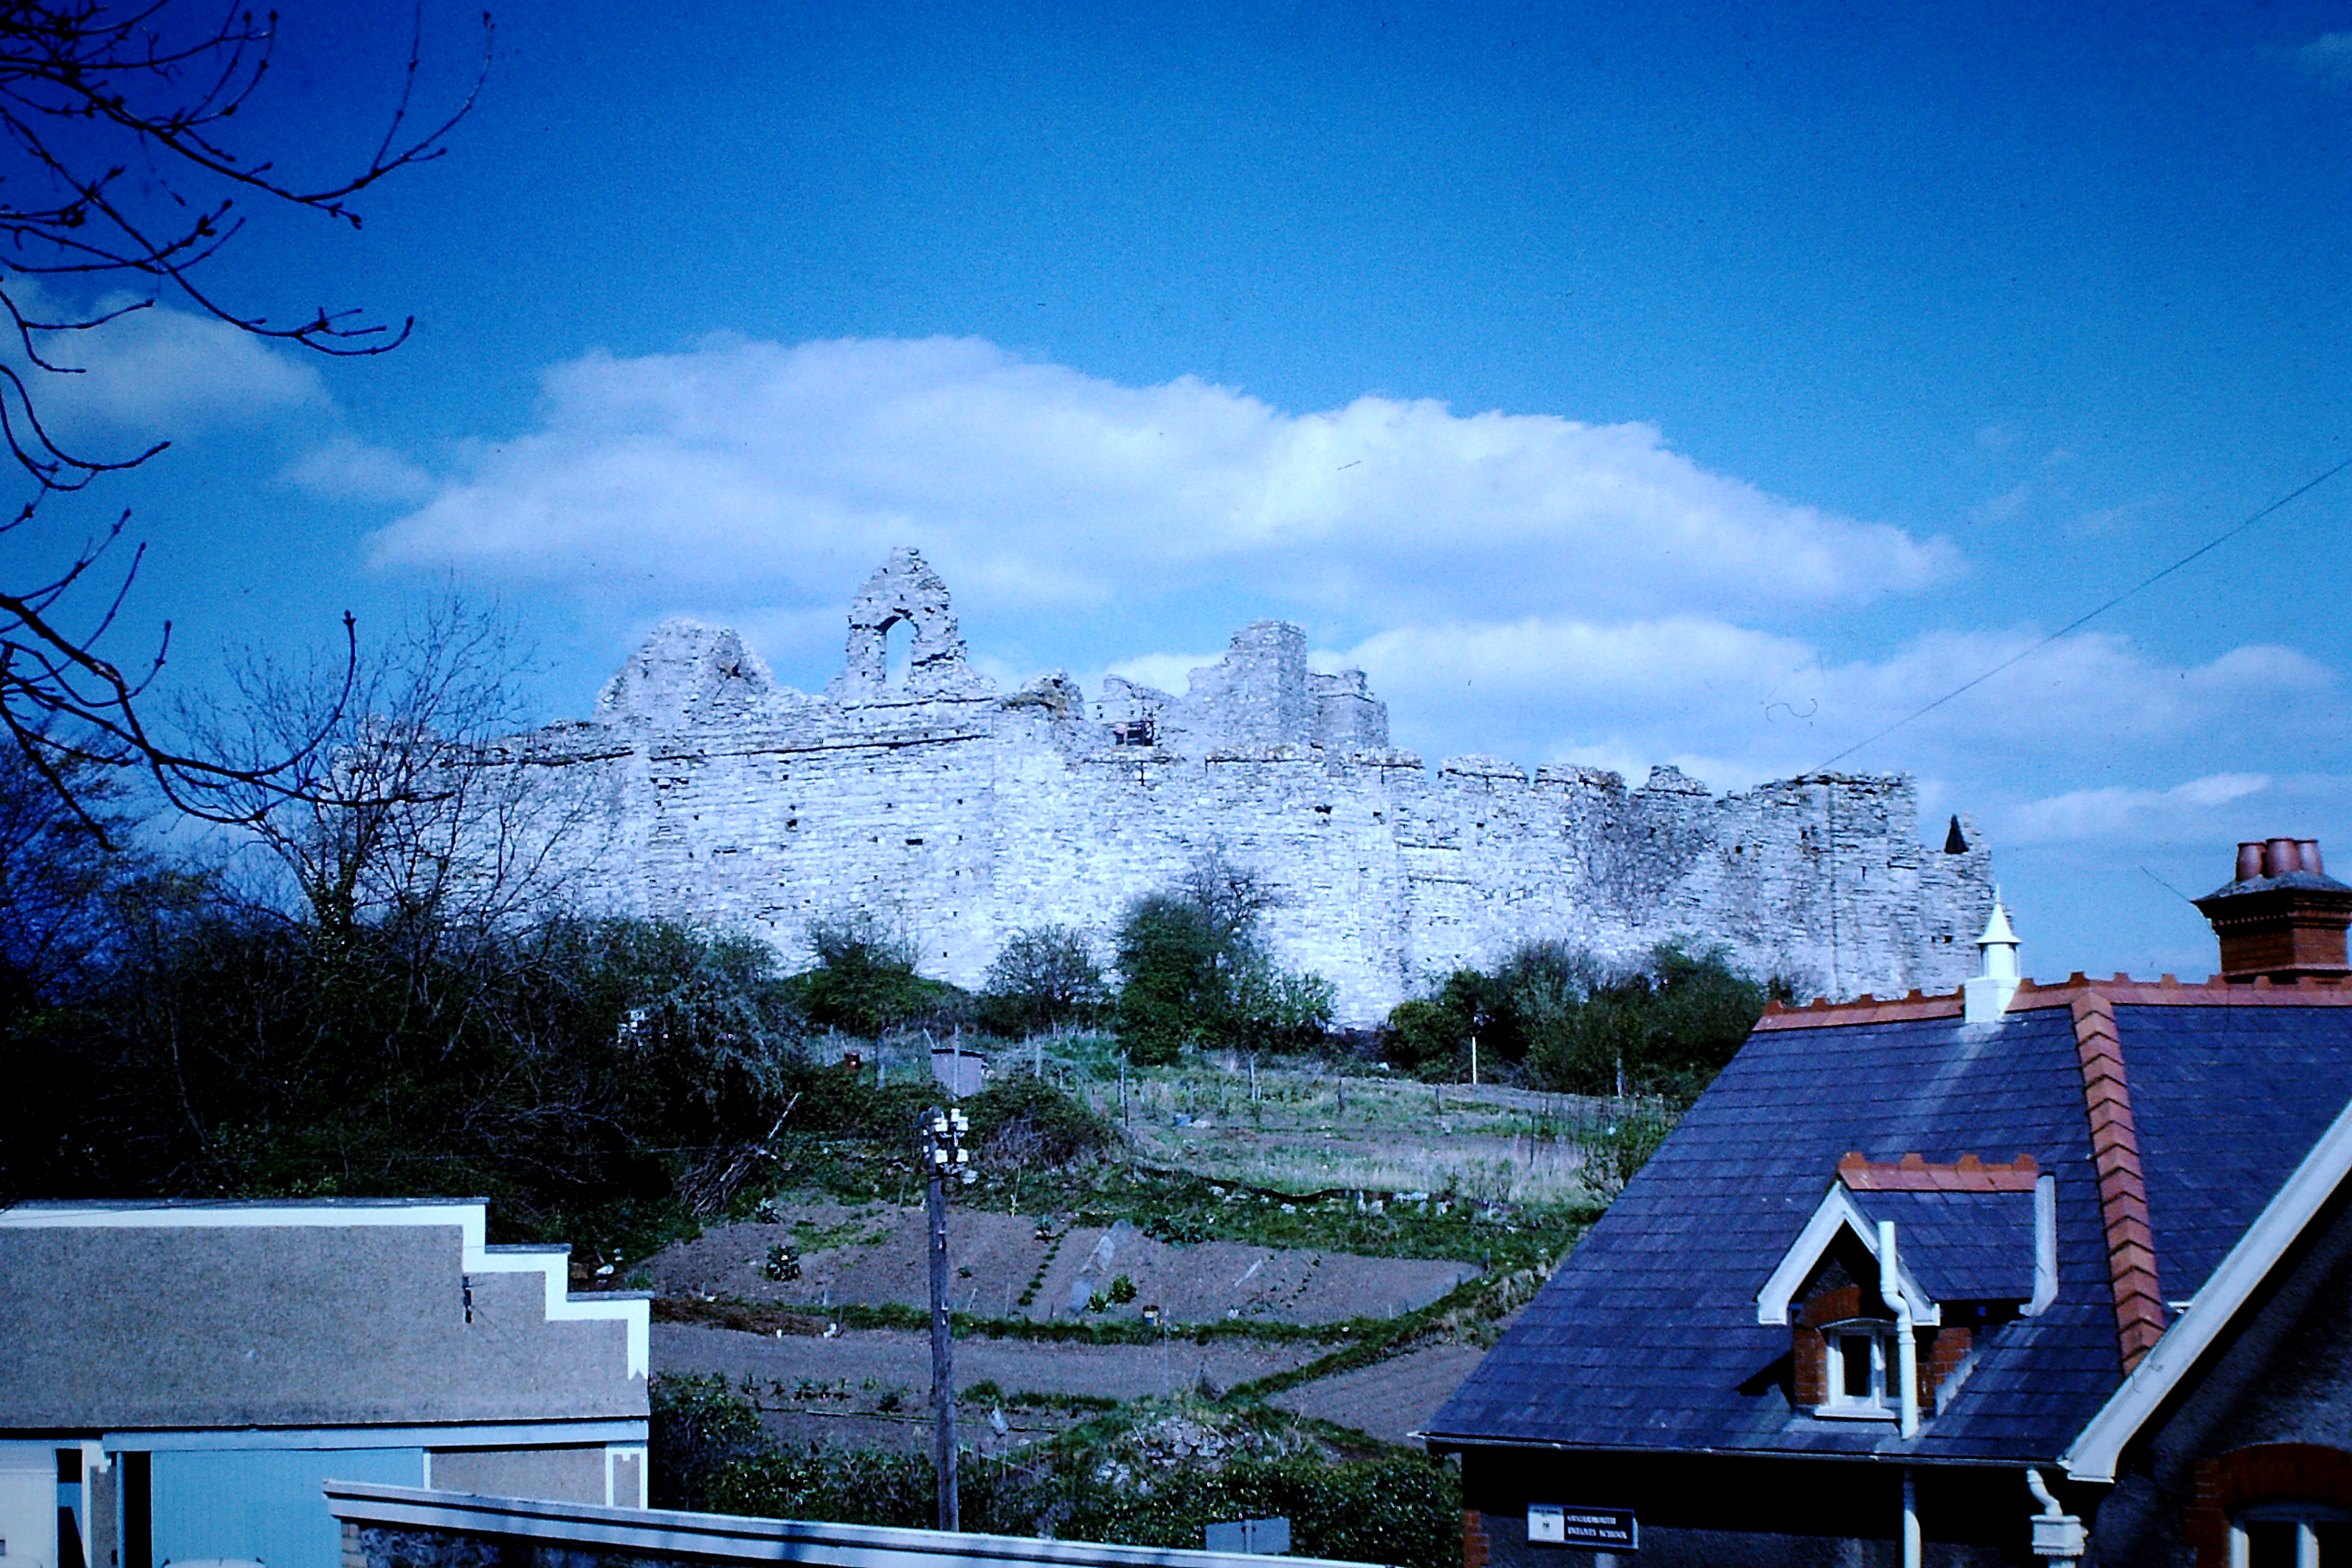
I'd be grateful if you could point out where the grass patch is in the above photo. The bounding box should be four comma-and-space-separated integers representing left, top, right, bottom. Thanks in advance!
963, 1379, 1122, 1415
654, 1292, 1361, 1345
1070, 1163, 1595, 1274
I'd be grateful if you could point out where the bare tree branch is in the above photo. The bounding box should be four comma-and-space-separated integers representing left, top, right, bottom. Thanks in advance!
0, 2, 489, 835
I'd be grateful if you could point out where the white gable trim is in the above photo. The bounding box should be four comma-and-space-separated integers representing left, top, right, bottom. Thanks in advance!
2061, 1095, 2352, 1484
1754, 1186, 1941, 1327
102, 1419, 650, 1452
1, 1201, 649, 1380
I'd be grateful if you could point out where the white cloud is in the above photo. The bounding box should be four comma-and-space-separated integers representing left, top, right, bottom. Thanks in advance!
4, 296, 327, 434
1335, 618, 2336, 789
370, 335, 1954, 625
1076, 613, 2335, 803
2004, 774, 2274, 845
2298, 32, 2352, 83
282, 437, 439, 504
355, 330, 2348, 958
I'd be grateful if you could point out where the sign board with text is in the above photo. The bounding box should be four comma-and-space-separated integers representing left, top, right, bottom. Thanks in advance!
1528, 1504, 1637, 1551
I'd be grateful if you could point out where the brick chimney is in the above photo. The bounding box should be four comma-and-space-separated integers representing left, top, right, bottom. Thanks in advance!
2192, 838, 2352, 982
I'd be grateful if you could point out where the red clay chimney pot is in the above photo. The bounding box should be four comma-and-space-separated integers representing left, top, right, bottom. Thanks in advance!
2237, 842, 2267, 882
2266, 838, 2305, 877
2302, 841, 2325, 877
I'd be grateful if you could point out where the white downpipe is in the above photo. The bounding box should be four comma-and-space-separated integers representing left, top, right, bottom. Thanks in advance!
1902, 1466, 1921, 1568
1877, 1219, 1920, 1440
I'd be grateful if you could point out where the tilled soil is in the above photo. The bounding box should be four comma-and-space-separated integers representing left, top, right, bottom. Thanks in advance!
1267, 1343, 1491, 1447
648, 1200, 1476, 1326
655, 1321, 1327, 1453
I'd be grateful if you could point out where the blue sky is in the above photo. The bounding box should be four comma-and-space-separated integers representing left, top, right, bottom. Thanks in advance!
18, 0, 2351, 984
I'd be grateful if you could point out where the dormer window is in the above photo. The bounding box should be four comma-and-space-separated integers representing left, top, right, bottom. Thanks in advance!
1822, 1322, 1897, 1418
1759, 1151, 2058, 1429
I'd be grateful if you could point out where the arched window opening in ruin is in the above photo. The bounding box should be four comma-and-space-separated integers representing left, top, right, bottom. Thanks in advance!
883, 618, 913, 693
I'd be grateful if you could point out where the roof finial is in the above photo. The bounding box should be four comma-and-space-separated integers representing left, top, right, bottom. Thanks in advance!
1965, 891, 2022, 1023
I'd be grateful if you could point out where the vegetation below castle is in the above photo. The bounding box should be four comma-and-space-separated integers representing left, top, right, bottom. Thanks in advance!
653, 1374, 1462, 1568
2, 743, 1761, 1263
1385, 938, 1792, 1101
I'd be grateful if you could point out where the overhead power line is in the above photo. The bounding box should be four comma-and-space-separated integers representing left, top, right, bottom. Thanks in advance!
1813, 454, 2352, 773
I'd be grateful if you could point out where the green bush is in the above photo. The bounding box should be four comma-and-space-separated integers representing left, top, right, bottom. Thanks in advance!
978, 925, 1106, 1037
710, 1441, 1033, 1535
786, 912, 972, 1037
1525, 942, 1781, 1101
1577, 1109, 1677, 1199
1230, 960, 1336, 1051
712, 1444, 938, 1527
1113, 858, 1333, 1062
1114, 893, 1227, 1063
1382, 940, 1782, 1101
650, 1374, 770, 1510
1062, 1452, 1460, 1568
964, 1072, 1121, 1169
5, 901, 812, 1256
695, 1402, 1462, 1568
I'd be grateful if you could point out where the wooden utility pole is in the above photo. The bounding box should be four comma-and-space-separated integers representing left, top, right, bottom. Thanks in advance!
918, 1106, 972, 1531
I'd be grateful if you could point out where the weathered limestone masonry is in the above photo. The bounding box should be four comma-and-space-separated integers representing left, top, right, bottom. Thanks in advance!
503, 548, 1994, 1026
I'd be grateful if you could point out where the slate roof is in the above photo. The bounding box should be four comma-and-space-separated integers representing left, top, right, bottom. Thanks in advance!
1424, 987, 2352, 1465
1844, 1188, 2035, 1304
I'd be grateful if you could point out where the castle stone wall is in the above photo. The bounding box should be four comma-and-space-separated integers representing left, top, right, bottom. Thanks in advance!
506, 549, 1994, 1025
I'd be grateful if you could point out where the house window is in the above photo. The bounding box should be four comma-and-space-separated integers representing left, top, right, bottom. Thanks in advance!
2234, 1503, 2352, 1567
1821, 1323, 1895, 1417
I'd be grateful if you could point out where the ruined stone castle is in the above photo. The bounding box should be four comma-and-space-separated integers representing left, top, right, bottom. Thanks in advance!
510, 548, 1994, 1025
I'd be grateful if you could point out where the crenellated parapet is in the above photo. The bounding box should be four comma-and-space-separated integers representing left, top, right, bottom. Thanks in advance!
496, 550, 1994, 1024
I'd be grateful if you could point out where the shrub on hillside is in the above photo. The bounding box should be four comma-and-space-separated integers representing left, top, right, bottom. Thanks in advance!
1113, 892, 1227, 1063
786, 912, 972, 1037
1113, 855, 1333, 1063
1382, 940, 1782, 1101
1231, 960, 1336, 1052
978, 925, 1107, 1037
964, 1071, 1121, 1169
5, 902, 811, 1261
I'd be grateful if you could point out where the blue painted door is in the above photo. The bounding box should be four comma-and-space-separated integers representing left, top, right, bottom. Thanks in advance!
150, 1450, 420, 1568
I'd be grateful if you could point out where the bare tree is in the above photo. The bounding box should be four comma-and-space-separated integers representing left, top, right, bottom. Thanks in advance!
0, 2, 488, 832
0, 738, 138, 1017
979, 924, 1104, 1036
194, 595, 582, 949
1179, 845, 1279, 966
